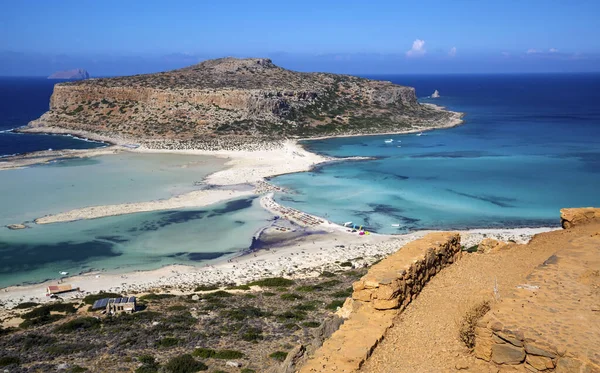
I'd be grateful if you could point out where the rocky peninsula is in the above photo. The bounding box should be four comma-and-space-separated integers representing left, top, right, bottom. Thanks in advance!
24, 58, 461, 148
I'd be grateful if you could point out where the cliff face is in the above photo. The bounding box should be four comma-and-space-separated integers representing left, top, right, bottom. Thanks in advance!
31, 58, 457, 141
47, 69, 90, 80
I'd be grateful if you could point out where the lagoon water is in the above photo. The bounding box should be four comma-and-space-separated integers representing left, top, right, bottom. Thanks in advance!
1, 73, 599, 287
271, 74, 600, 234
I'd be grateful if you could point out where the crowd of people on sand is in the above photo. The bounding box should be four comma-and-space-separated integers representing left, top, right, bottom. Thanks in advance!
140, 137, 286, 152
253, 180, 287, 194
262, 195, 325, 227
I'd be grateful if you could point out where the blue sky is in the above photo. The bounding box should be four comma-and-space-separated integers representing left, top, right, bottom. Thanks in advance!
1, 0, 599, 75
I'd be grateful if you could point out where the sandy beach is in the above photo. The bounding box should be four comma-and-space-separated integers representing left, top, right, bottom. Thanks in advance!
1, 109, 559, 315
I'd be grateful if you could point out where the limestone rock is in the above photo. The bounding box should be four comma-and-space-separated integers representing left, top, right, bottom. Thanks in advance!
491, 344, 526, 365
478, 238, 509, 253
560, 207, 600, 229
191, 294, 200, 301
526, 355, 554, 370
555, 357, 583, 372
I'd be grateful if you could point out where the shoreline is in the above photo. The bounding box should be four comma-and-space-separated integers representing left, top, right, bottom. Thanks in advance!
0, 218, 558, 310
0, 105, 479, 310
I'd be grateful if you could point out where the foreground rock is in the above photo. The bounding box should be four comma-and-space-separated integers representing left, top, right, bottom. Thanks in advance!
299, 232, 461, 372
48, 69, 90, 80
27, 58, 461, 147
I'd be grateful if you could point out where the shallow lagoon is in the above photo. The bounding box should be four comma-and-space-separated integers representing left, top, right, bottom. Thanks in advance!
0, 196, 272, 288
0, 152, 226, 226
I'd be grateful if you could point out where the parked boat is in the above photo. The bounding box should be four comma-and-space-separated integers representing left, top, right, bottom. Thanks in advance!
384, 139, 394, 143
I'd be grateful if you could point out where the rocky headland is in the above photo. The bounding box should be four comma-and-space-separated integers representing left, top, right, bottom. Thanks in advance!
25, 58, 461, 148
47, 69, 90, 80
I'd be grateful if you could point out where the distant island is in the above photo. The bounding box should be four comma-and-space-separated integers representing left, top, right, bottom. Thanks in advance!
27, 58, 461, 148
48, 69, 90, 80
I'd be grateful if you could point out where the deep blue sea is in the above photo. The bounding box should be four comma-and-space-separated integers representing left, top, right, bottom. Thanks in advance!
0, 77, 105, 156
271, 74, 600, 233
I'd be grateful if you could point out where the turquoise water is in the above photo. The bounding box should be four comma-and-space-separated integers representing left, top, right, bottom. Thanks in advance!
0, 153, 226, 227
0, 153, 276, 288
0, 197, 272, 288
270, 74, 600, 233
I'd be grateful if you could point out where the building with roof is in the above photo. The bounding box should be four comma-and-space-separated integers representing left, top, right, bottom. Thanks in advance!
91, 296, 136, 314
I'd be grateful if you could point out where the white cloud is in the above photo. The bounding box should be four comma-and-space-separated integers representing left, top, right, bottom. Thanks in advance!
448, 47, 457, 57
549, 48, 559, 53
406, 39, 426, 57
526, 48, 541, 54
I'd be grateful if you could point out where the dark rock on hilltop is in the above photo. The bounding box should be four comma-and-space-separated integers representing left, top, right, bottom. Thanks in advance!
48, 69, 90, 80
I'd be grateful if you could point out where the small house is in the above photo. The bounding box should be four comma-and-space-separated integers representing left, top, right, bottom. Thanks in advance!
91, 296, 137, 314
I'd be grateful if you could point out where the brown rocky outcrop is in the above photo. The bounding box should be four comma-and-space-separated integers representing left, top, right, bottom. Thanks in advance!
27, 58, 460, 145
351, 232, 462, 310
298, 232, 461, 373
560, 207, 600, 229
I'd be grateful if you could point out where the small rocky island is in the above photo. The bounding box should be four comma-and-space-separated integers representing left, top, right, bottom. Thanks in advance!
48, 69, 90, 80
28, 58, 460, 147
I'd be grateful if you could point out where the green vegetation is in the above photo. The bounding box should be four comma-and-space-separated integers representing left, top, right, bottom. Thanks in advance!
70, 366, 88, 373
269, 351, 288, 362
136, 355, 159, 373
0, 356, 20, 367
14, 302, 39, 309
326, 300, 345, 311
156, 337, 180, 348
55, 317, 101, 333
241, 327, 263, 341
164, 354, 208, 373
224, 306, 269, 321
241, 369, 256, 373
280, 293, 303, 301
464, 245, 479, 253
139, 293, 176, 301
248, 277, 295, 287
202, 290, 233, 299
194, 284, 220, 292
302, 321, 321, 328
331, 288, 353, 298
168, 305, 187, 312
21, 303, 76, 319
192, 348, 244, 359
83, 292, 122, 305
340, 261, 353, 267
226, 284, 251, 290
262, 292, 276, 297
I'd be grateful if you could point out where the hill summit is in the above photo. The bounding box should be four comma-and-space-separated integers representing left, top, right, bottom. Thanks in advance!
29, 58, 460, 144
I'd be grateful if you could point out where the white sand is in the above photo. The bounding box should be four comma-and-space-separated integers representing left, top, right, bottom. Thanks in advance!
0, 224, 558, 312
30, 141, 330, 224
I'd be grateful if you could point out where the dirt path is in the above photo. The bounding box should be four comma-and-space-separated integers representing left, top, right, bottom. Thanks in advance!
360, 224, 600, 373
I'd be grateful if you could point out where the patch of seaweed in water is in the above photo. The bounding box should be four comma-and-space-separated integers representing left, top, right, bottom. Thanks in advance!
0, 240, 120, 273
187, 252, 233, 261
